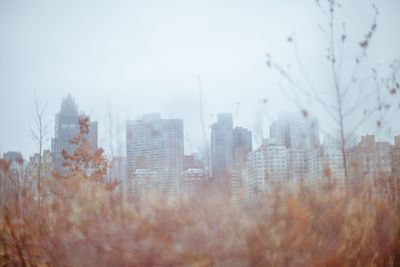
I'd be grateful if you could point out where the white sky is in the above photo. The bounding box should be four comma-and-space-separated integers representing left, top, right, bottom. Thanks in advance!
0, 0, 399, 157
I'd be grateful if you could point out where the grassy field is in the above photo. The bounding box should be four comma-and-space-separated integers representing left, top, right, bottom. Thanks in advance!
1, 164, 399, 266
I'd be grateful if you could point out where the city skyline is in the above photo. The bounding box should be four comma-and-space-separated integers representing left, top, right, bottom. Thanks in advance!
2, 93, 400, 159
3, 93, 400, 182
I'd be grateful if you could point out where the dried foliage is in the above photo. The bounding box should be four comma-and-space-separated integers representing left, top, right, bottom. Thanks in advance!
1, 163, 400, 266
60, 117, 119, 191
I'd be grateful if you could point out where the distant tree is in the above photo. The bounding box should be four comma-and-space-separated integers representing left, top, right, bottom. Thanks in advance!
30, 91, 49, 205
266, 0, 400, 181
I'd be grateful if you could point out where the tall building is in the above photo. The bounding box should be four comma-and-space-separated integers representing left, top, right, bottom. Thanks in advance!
51, 95, 98, 173
270, 116, 321, 182
211, 113, 234, 179
322, 135, 345, 183
2, 151, 25, 179
181, 168, 208, 197
239, 138, 287, 203
347, 135, 392, 180
231, 126, 253, 201
126, 113, 184, 197
270, 116, 319, 149
29, 149, 54, 179
392, 135, 400, 177
233, 127, 252, 162
181, 154, 208, 196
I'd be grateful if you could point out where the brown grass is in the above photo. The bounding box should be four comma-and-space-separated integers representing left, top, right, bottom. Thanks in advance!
1, 169, 399, 266
1, 118, 399, 266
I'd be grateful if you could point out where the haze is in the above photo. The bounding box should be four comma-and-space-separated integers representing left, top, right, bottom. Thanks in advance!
0, 0, 399, 157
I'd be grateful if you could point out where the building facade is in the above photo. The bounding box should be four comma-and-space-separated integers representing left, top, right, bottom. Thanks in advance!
392, 135, 400, 177
347, 135, 392, 180
51, 95, 98, 173
211, 113, 234, 179
126, 113, 184, 197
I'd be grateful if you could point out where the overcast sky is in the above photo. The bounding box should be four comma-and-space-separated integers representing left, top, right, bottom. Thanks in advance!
1, 0, 399, 158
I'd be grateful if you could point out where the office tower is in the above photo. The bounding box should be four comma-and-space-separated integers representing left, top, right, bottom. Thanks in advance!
392, 135, 400, 177
29, 149, 54, 179
211, 113, 253, 196
180, 154, 208, 196
2, 151, 25, 179
239, 138, 288, 203
211, 113, 234, 179
126, 113, 184, 197
183, 154, 204, 170
51, 95, 98, 173
246, 139, 287, 187
2, 151, 23, 163
270, 116, 321, 182
270, 116, 320, 149
347, 135, 392, 179
181, 168, 208, 196
231, 126, 253, 199
233, 127, 252, 162
321, 135, 346, 183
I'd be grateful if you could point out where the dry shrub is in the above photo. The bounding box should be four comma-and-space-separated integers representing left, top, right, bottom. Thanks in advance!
0, 173, 400, 266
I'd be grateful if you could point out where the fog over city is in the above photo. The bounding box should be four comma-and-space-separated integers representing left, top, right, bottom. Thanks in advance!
1, 0, 399, 157
2, 1, 400, 265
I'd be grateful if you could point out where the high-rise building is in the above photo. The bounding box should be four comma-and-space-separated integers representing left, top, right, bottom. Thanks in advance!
270, 116, 319, 149
233, 127, 252, 162
51, 95, 98, 173
211, 113, 234, 179
246, 138, 287, 185
231, 126, 253, 200
322, 135, 346, 183
181, 168, 208, 196
260, 138, 288, 184
183, 154, 204, 170
2, 151, 25, 179
347, 135, 392, 180
211, 113, 253, 196
181, 153, 208, 196
375, 141, 392, 177
392, 135, 400, 177
126, 113, 184, 197
29, 149, 54, 179
239, 138, 287, 203
270, 116, 321, 182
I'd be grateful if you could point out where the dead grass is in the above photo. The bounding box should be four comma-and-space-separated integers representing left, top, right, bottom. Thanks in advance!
0, 170, 399, 266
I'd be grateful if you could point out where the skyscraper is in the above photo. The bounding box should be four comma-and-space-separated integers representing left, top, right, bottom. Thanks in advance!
51, 95, 98, 173
347, 135, 392, 180
211, 113, 234, 179
270, 116, 321, 182
242, 138, 287, 202
231, 126, 253, 201
270, 117, 320, 149
322, 135, 346, 183
233, 126, 252, 163
392, 135, 400, 177
211, 114, 253, 197
126, 113, 184, 197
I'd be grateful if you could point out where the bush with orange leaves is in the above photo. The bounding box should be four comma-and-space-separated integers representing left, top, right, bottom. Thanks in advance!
59, 116, 119, 191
